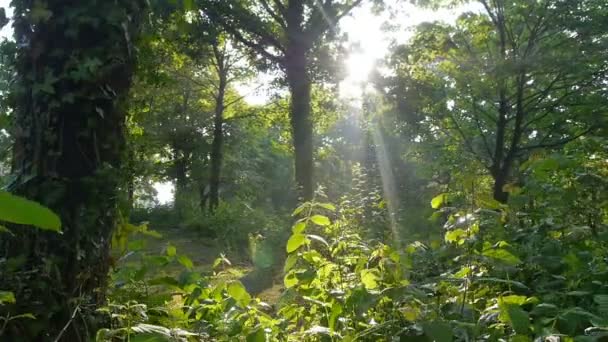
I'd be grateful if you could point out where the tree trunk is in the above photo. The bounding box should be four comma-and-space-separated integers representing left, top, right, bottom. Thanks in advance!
208, 55, 227, 212
286, 46, 314, 201
0, 1, 144, 341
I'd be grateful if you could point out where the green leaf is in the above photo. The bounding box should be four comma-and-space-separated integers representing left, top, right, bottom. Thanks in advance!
423, 321, 453, 342
445, 228, 467, 245
246, 329, 266, 342
284, 272, 299, 288
284, 253, 298, 273
292, 221, 306, 234
292, 203, 308, 216
506, 305, 530, 334
431, 193, 448, 209
0, 291, 15, 305
0, 191, 61, 232
0, 225, 12, 235
286, 234, 307, 253
361, 269, 379, 290
316, 202, 336, 211
227, 281, 251, 307
483, 248, 521, 265
177, 255, 194, 270
310, 215, 331, 226
166, 245, 176, 257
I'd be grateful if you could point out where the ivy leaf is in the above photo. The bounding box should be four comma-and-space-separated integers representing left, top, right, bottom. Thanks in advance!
310, 215, 330, 226
286, 233, 307, 253
0, 191, 61, 232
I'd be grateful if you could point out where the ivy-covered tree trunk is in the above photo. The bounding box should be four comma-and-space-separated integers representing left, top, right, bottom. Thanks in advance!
0, 1, 144, 340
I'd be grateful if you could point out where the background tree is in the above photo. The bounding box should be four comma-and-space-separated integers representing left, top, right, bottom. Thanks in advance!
381, 0, 607, 202
201, 0, 366, 199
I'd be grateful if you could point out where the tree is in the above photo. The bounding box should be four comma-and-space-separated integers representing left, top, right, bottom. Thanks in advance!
382, 0, 607, 202
201, 0, 366, 200
0, 1, 145, 340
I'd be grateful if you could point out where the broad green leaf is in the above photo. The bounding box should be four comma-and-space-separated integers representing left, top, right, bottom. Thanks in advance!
431, 193, 448, 209
361, 269, 379, 290
227, 281, 251, 307
483, 248, 521, 265
0, 191, 61, 232
423, 321, 453, 342
329, 302, 343, 331
247, 329, 266, 342
506, 305, 530, 334
178, 255, 194, 270
286, 233, 307, 253
292, 221, 306, 234
310, 215, 331, 226
292, 203, 308, 216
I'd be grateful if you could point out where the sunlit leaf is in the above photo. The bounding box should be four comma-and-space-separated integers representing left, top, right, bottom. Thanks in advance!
0, 291, 15, 304
361, 269, 379, 290
310, 215, 330, 226
431, 193, 448, 209
286, 233, 307, 253
0, 191, 61, 232
292, 221, 306, 234
227, 281, 251, 307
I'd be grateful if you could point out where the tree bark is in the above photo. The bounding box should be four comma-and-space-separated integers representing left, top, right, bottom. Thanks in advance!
0, 1, 144, 341
286, 45, 314, 201
208, 47, 228, 212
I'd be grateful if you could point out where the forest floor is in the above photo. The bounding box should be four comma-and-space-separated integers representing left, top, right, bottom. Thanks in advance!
133, 227, 284, 304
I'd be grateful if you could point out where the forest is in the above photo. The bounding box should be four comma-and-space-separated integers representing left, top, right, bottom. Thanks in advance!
0, 0, 606, 341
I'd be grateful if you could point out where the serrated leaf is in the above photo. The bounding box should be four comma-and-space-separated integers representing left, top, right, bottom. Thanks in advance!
310, 215, 330, 226
286, 233, 307, 253
0, 191, 61, 232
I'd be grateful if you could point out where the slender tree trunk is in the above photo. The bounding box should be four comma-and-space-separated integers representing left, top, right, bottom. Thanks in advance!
208, 50, 228, 212
0, 1, 144, 340
286, 46, 314, 201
